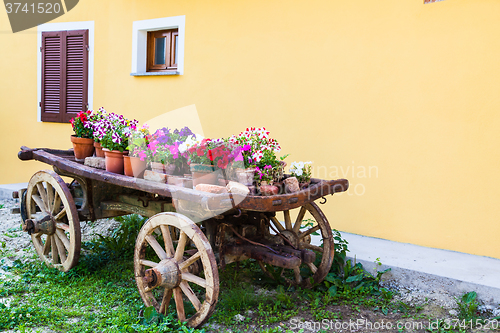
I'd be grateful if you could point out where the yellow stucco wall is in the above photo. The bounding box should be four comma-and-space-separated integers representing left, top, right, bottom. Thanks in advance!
1, 0, 499, 258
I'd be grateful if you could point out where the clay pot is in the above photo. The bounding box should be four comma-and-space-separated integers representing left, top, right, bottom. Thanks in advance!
284, 176, 300, 193
151, 162, 165, 173
260, 184, 279, 196
93, 141, 105, 158
164, 163, 176, 175
235, 168, 255, 186
129, 156, 147, 178
103, 148, 126, 174
71, 136, 94, 161
123, 156, 133, 177
190, 164, 218, 187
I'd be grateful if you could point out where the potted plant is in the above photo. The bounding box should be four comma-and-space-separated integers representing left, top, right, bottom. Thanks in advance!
289, 161, 313, 190
148, 127, 195, 175
90, 107, 107, 157
228, 127, 287, 193
70, 110, 95, 161
95, 112, 137, 174
125, 124, 150, 178
184, 138, 234, 187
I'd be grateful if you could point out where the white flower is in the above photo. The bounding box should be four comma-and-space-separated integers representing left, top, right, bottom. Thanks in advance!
295, 168, 303, 176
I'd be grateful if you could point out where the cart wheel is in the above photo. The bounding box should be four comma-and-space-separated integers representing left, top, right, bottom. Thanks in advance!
24, 170, 81, 272
134, 213, 219, 328
258, 202, 334, 289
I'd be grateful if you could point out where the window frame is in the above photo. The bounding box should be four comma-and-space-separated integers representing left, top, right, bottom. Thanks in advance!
131, 16, 185, 76
147, 28, 178, 72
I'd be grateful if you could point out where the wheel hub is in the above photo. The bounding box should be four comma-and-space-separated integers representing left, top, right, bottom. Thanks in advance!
280, 230, 299, 248
143, 258, 181, 290
22, 213, 56, 235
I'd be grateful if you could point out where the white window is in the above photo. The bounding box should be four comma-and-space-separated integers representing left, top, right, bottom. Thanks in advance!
131, 15, 185, 76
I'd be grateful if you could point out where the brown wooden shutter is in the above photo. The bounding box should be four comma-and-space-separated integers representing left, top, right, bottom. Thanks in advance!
41, 29, 88, 123
41, 31, 63, 122
63, 29, 88, 123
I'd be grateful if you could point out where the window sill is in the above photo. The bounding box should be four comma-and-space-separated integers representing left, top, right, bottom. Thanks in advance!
130, 71, 179, 76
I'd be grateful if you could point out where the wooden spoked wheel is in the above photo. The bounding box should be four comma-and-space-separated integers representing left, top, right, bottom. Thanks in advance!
134, 213, 219, 328
259, 202, 335, 289
25, 170, 81, 272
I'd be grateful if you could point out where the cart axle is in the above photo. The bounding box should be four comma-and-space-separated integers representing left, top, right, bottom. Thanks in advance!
225, 244, 315, 269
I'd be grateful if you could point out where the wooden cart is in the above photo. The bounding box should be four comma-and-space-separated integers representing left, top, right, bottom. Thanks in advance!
16, 146, 348, 328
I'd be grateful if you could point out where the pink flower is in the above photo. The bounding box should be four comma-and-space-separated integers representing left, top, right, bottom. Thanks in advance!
138, 150, 147, 161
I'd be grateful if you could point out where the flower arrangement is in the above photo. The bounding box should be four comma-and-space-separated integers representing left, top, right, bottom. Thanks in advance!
70, 110, 93, 138
228, 127, 288, 183
183, 138, 240, 170
147, 127, 196, 173
93, 112, 138, 152
89, 107, 107, 143
127, 124, 151, 161
289, 161, 312, 183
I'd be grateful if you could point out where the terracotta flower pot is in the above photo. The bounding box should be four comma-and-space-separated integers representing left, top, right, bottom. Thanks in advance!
151, 162, 165, 174
235, 168, 255, 186
164, 163, 176, 175
284, 176, 300, 193
123, 156, 133, 177
103, 148, 126, 174
129, 156, 147, 178
71, 135, 94, 161
190, 164, 218, 187
93, 141, 105, 158
260, 184, 279, 196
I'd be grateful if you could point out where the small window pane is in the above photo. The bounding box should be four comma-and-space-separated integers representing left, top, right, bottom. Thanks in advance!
174, 35, 178, 65
155, 37, 166, 65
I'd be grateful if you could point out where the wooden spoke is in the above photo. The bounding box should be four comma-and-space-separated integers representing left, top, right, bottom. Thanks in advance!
173, 287, 186, 322
25, 170, 81, 272
32, 194, 45, 212
160, 225, 175, 257
55, 229, 70, 251
54, 234, 67, 263
43, 235, 52, 255
293, 206, 307, 233
306, 262, 318, 274
146, 234, 168, 260
46, 183, 55, 212
270, 216, 285, 232
284, 210, 292, 230
303, 243, 324, 253
36, 183, 48, 211
180, 281, 201, 311
140, 259, 158, 268
56, 222, 70, 231
299, 225, 320, 239
51, 235, 59, 264
174, 231, 188, 262
54, 208, 67, 221
159, 288, 173, 315
181, 272, 207, 288
51, 192, 61, 215
179, 252, 200, 271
